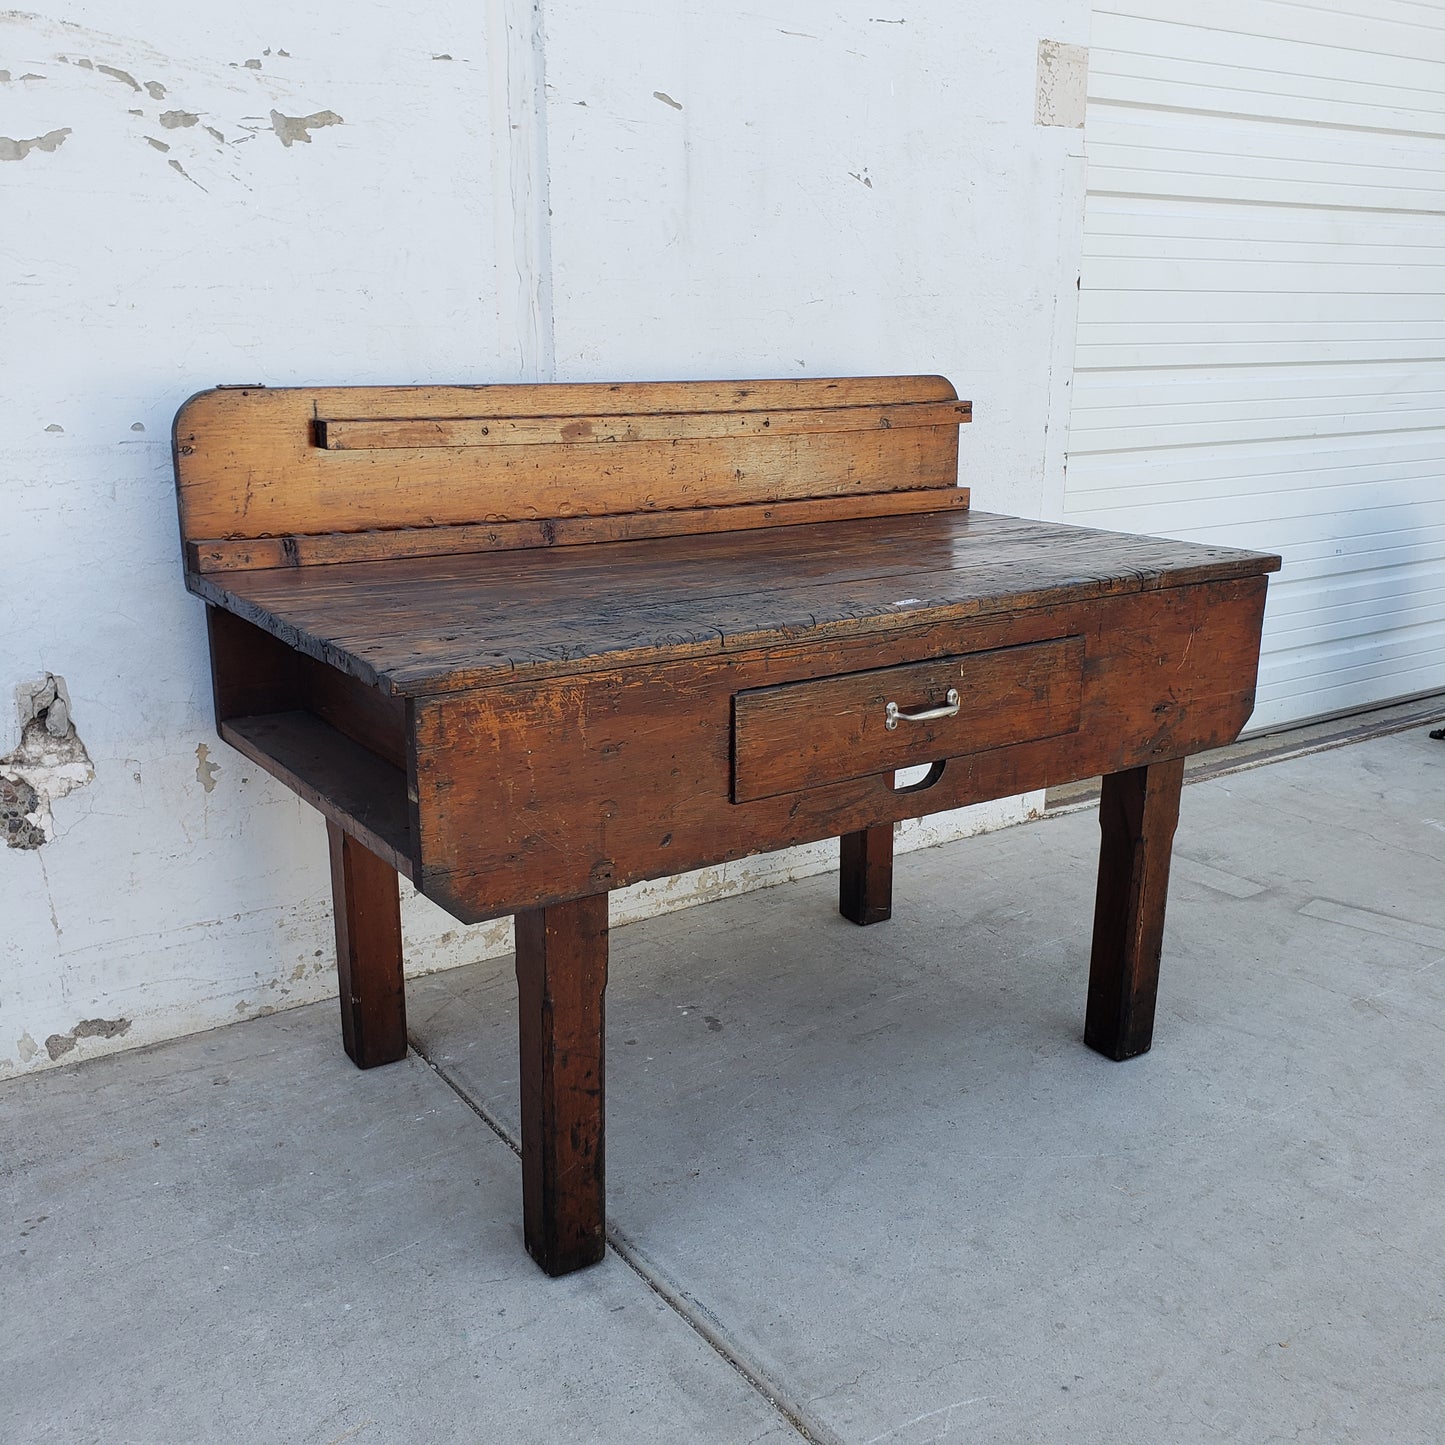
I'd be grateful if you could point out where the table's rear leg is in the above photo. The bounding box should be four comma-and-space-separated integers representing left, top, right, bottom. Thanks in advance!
326, 820, 408, 1069
515, 893, 609, 1276
1085, 756, 1186, 1061
839, 824, 894, 925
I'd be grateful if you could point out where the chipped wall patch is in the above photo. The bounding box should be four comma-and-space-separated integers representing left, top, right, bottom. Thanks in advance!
1035, 39, 1087, 128
1, 778, 45, 849
0, 128, 71, 161
652, 90, 683, 110
1, 676, 94, 848
96, 62, 140, 90
44, 1017, 132, 1061
269, 108, 343, 147
195, 741, 220, 792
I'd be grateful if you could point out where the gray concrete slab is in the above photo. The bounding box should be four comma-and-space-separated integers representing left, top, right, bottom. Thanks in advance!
0, 1005, 798, 1443
410, 729, 1445, 1444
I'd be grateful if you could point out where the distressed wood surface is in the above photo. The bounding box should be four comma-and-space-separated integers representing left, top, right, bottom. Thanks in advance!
515, 894, 609, 1276
733, 634, 1084, 803
187, 487, 973, 574
174, 376, 963, 542
1084, 758, 1187, 1061
839, 825, 894, 926
410, 576, 1271, 923
192, 510, 1280, 697
222, 712, 412, 876
316, 398, 970, 450
327, 821, 408, 1070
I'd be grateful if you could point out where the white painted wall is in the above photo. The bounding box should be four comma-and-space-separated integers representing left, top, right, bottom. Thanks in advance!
1, 2, 1089, 1076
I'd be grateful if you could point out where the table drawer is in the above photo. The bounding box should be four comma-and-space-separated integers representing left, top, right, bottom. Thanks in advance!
732, 635, 1084, 802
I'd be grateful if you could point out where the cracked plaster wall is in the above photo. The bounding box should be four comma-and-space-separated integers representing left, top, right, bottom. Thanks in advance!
2, 2, 1088, 1076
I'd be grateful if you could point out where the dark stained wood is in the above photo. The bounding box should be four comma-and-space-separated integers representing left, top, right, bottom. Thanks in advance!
222, 713, 412, 876
189, 510, 1280, 698
174, 376, 963, 543
1084, 757, 1187, 1062
327, 820, 408, 1069
178, 375, 1281, 1278
187, 487, 973, 574
208, 607, 407, 768
514, 894, 609, 1276
207, 605, 301, 719
316, 398, 970, 450
839, 825, 894, 926
733, 635, 1083, 803
409, 576, 1269, 924
303, 655, 408, 771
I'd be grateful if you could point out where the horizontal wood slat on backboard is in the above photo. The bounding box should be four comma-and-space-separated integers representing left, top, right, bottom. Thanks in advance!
315, 400, 971, 451
188, 487, 972, 573
173, 376, 965, 546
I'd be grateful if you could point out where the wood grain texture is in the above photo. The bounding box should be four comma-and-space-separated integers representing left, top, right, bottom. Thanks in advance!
187, 488, 973, 574
316, 399, 970, 450
327, 821, 408, 1069
174, 376, 963, 543
732, 635, 1083, 803
208, 606, 408, 767
191, 510, 1281, 698
410, 576, 1270, 924
515, 894, 609, 1276
1084, 758, 1187, 1062
839, 825, 894, 926
222, 713, 412, 877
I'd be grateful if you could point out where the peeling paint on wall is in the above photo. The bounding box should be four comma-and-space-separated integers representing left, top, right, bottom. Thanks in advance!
95, 62, 140, 91
269, 108, 343, 146
1035, 38, 1087, 128
0, 127, 71, 160
44, 1017, 132, 1060
0, 677, 95, 848
12, 24, 348, 192
195, 743, 220, 792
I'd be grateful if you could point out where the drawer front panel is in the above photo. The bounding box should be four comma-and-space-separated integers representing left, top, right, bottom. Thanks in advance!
732, 635, 1084, 802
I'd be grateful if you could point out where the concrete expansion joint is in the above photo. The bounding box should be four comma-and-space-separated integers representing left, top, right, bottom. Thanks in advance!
410, 1030, 830, 1442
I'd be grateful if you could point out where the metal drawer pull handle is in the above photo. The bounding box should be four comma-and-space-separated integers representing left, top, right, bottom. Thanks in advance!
884, 687, 960, 730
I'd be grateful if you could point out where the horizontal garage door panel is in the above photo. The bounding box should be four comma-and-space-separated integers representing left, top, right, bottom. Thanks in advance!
1069, 0, 1445, 728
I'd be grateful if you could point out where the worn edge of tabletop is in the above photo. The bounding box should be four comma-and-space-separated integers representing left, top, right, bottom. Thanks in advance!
186, 511, 1282, 698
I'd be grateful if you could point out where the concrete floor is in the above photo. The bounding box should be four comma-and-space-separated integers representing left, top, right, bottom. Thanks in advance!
4, 729, 1443, 1443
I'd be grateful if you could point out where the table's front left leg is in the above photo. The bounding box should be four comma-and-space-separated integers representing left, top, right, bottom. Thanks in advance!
326, 820, 408, 1069
515, 893, 609, 1276
1085, 756, 1186, 1062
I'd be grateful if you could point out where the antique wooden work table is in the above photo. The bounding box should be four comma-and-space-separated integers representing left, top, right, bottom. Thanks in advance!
174, 376, 1279, 1276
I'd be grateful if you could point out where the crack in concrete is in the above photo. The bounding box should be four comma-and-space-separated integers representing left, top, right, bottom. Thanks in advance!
411, 1038, 828, 1442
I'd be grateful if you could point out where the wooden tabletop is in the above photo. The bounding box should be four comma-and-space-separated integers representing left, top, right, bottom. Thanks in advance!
190, 510, 1281, 697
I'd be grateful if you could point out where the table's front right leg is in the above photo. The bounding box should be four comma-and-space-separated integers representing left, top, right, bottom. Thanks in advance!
839, 824, 894, 925
514, 893, 609, 1276
1084, 756, 1186, 1062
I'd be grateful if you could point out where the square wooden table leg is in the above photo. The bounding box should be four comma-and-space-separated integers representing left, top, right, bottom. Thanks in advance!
839, 823, 894, 925
514, 893, 609, 1276
1084, 756, 1186, 1062
326, 820, 408, 1069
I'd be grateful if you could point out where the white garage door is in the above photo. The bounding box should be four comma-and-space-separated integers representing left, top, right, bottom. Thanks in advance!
1066, 0, 1445, 729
